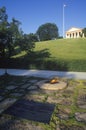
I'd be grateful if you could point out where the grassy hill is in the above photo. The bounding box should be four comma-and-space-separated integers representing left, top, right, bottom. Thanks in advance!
34, 38, 86, 71
35, 38, 86, 60
1, 38, 86, 72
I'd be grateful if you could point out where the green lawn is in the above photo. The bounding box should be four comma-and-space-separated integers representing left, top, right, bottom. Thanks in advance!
35, 38, 86, 60
33, 38, 86, 71
7, 38, 86, 71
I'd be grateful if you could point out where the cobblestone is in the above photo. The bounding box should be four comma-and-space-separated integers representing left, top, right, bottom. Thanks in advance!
0, 74, 86, 130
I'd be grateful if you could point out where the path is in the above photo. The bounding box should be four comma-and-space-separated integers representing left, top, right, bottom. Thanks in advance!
0, 68, 86, 79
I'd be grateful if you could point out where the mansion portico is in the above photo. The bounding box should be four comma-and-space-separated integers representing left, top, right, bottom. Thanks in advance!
66, 27, 84, 38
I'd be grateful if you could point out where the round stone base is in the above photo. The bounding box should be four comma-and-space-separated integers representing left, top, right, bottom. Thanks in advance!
36, 80, 67, 90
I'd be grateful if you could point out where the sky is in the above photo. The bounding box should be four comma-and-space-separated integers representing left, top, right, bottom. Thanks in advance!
0, 0, 86, 37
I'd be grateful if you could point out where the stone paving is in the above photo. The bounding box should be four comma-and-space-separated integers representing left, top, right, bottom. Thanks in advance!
0, 76, 39, 114
0, 75, 86, 130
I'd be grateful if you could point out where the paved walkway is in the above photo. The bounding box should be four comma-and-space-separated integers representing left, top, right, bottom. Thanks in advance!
0, 68, 86, 79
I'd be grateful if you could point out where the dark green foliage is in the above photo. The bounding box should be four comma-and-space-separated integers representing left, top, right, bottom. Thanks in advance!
0, 6, 35, 58
17, 34, 35, 54
0, 6, 8, 30
36, 23, 59, 41
0, 7, 20, 58
27, 33, 38, 42
0, 30, 14, 58
82, 28, 86, 37
9, 18, 22, 44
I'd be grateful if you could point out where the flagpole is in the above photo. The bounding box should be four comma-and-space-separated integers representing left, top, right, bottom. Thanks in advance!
63, 4, 66, 38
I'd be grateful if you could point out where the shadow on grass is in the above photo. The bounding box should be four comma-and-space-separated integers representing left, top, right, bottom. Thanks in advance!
0, 49, 68, 71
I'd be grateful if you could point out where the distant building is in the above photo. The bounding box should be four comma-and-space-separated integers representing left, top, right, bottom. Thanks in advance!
66, 27, 84, 38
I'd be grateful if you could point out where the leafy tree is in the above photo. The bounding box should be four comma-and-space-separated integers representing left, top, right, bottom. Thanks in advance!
0, 6, 35, 58
0, 30, 13, 58
0, 7, 22, 57
36, 23, 59, 41
0, 7, 13, 58
17, 34, 35, 54
0, 6, 8, 30
82, 28, 86, 37
28, 33, 38, 42
9, 18, 23, 44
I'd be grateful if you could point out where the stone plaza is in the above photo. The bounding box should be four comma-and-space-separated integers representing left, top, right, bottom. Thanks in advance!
0, 74, 86, 130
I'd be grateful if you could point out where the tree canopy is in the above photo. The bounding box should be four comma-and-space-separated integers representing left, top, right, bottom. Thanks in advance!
36, 23, 59, 41
82, 28, 86, 37
0, 6, 35, 58
0, 7, 13, 58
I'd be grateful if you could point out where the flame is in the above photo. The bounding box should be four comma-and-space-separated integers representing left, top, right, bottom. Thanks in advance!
50, 78, 59, 84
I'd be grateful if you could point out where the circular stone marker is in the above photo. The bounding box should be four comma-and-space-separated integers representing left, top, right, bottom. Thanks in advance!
36, 80, 67, 90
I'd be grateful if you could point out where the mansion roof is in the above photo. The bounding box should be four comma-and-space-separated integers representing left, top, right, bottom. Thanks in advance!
66, 27, 82, 33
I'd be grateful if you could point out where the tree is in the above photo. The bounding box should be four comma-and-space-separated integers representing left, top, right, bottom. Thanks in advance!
0, 6, 8, 30
0, 7, 13, 58
82, 28, 86, 37
0, 6, 35, 58
17, 34, 35, 54
36, 23, 59, 41
0, 7, 22, 57
9, 18, 23, 43
0, 30, 14, 58
28, 33, 38, 42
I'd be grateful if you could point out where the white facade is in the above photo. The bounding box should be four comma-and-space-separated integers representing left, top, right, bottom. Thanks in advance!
66, 27, 84, 38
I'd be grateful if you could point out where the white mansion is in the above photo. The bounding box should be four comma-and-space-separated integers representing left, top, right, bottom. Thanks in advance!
66, 27, 84, 38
